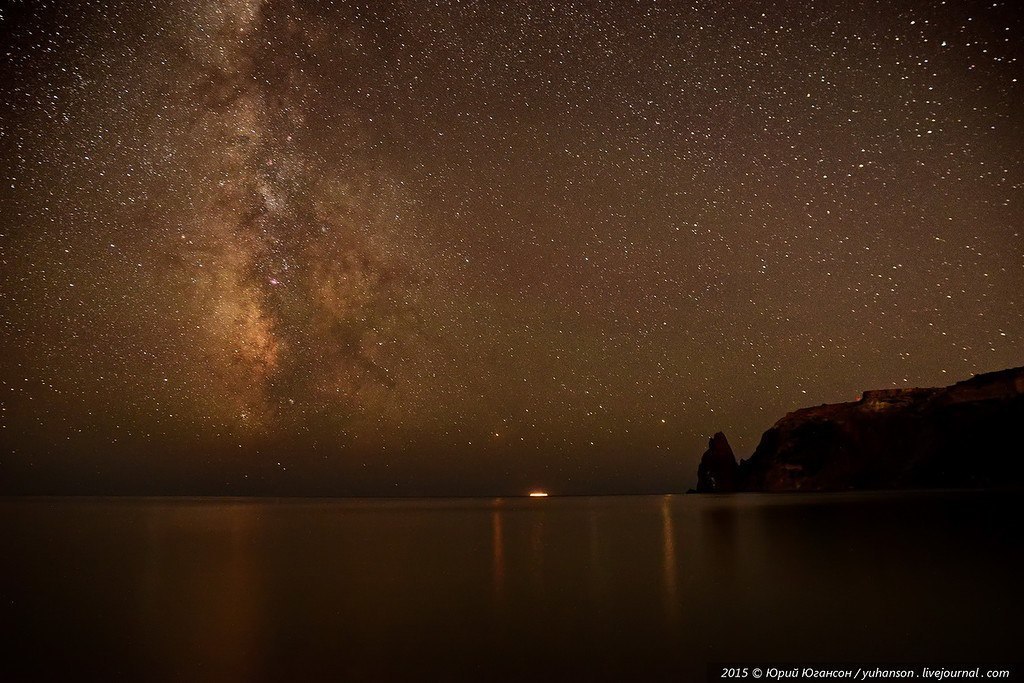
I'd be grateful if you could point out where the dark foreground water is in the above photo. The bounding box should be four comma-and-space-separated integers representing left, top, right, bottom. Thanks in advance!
1, 492, 1021, 681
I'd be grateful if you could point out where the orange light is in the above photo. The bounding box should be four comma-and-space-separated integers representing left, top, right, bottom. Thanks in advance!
528, 491, 549, 498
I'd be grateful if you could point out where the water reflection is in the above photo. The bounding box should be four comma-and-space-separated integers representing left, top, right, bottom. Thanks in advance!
703, 499, 739, 586
491, 499, 505, 604
587, 499, 608, 610
528, 503, 545, 589
139, 502, 266, 682
2, 493, 1020, 681
660, 495, 680, 627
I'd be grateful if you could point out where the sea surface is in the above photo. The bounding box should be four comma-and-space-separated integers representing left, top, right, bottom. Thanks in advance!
2, 492, 1021, 681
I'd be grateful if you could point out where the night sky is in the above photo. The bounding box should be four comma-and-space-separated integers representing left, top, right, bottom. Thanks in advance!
1, 0, 1021, 496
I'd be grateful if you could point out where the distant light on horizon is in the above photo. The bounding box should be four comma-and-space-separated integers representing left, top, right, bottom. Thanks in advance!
528, 492, 549, 498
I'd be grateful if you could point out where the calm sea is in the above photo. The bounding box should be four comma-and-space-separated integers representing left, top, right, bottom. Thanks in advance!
2, 492, 1021, 681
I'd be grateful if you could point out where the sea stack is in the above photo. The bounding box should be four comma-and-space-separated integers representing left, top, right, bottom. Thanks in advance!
694, 366, 1024, 492
695, 432, 739, 492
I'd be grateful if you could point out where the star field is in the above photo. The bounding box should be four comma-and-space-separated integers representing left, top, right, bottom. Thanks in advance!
1, 0, 1021, 495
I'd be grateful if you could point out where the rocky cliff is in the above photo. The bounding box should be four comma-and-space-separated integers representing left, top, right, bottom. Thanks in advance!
696, 366, 1024, 492
695, 432, 739, 492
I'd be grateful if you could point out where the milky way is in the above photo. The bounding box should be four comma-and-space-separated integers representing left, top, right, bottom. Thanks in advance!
1, 0, 1022, 495
172, 0, 436, 434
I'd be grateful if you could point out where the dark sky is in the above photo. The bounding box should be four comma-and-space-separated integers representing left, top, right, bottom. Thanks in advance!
1, 0, 1021, 496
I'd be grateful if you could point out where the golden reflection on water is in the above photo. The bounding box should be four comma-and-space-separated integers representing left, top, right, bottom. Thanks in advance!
588, 501, 604, 603
661, 495, 681, 627
491, 500, 505, 603
530, 504, 545, 587
141, 502, 265, 682
4, 493, 1018, 680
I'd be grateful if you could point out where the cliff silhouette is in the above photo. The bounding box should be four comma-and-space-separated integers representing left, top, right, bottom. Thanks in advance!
696, 366, 1024, 492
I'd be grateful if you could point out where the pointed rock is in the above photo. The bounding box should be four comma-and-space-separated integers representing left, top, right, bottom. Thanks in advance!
696, 432, 739, 492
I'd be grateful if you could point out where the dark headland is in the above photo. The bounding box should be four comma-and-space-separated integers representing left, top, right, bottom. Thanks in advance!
694, 366, 1024, 492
